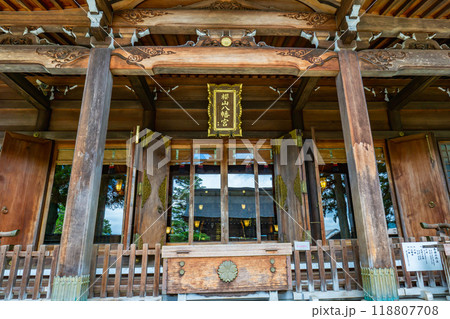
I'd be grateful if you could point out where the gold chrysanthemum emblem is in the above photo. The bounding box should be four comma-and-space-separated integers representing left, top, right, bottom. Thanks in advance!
217, 260, 238, 283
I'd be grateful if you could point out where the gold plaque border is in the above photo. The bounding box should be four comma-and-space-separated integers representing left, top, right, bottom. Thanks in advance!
207, 83, 243, 137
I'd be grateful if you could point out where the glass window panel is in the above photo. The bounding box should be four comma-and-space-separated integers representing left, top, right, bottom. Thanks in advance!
228, 164, 257, 241
320, 164, 356, 240
258, 164, 277, 241
193, 165, 221, 242
44, 164, 126, 244
194, 147, 221, 165
439, 142, 450, 191
377, 161, 397, 235
170, 147, 191, 165
94, 164, 127, 243
258, 148, 273, 165
167, 165, 191, 243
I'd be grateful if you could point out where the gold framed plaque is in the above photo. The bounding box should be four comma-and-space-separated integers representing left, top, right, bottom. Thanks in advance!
207, 83, 242, 137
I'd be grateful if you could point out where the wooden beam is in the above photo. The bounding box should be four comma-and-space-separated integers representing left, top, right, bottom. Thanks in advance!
336, 50, 398, 300
87, 0, 114, 41
292, 77, 320, 130
95, 0, 113, 25
55, 48, 113, 301
0, 73, 51, 130
335, 0, 365, 29
128, 75, 156, 130
0, 10, 449, 38
388, 76, 440, 111
387, 76, 439, 130
0, 46, 449, 77
335, 0, 368, 44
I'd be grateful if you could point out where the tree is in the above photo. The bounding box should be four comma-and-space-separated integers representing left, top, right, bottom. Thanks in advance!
168, 175, 210, 242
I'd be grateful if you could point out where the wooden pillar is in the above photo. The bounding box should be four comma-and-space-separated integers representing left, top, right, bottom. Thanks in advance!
52, 48, 113, 301
336, 50, 398, 301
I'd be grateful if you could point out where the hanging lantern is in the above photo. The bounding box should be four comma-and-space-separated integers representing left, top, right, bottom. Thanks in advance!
194, 220, 200, 228
274, 225, 278, 232
241, 204, 246, 210
115, 179, 123, 192
199, 204, 204, 210
243, 219, 250, 227
320, 177, 327, 189
166, 226, 172, 234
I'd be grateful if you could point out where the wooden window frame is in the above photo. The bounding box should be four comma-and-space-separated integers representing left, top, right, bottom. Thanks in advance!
169, 140, 275, 245
38, 141, 129, 247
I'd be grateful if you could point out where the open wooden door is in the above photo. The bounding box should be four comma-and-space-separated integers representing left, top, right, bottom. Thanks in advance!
273, 129, 309, 242
0, 132, 53, 247
134, 133, 170, 248
388, 133, 450, 238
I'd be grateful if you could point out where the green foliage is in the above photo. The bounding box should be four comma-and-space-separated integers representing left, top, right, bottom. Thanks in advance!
49, 165, 125, 236
321, 162, 396, 238
168, 175, 209, 242
102, 219, 112, 236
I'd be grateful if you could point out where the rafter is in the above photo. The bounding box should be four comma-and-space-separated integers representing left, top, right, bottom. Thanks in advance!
0, 73, 51, 130
387, 76, 439, 131
128, 75, 156, 130
388, 76, 440, 111
291, 77, 320, 130
87, 0, 114, 41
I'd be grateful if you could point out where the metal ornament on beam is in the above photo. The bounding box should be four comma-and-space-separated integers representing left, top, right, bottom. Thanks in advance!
207, 83, 242, 137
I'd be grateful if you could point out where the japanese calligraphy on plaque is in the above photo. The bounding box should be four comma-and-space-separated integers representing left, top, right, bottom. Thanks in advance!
401, 242, 443, 272
207, 83, 242, 137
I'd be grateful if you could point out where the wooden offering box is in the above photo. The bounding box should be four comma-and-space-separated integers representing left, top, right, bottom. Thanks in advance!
162, 243, 292, 295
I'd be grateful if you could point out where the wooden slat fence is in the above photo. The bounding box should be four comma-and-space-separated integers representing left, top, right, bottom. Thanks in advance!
292, 237, 449, 300
88, 243, 161, 299
0, 245, 59, 300
2, 238, 448, 300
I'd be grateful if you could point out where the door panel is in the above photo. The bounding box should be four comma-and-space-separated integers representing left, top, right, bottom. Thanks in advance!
0, 132, 53, 246
388, 133, 449, 237
134, 137, 170, 248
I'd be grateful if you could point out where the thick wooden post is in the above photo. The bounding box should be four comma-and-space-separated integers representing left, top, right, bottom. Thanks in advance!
336, 50, 398, 301
52, 48, 113, 301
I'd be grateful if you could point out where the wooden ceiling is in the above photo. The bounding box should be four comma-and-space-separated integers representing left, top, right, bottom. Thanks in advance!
0, 0, 448, 19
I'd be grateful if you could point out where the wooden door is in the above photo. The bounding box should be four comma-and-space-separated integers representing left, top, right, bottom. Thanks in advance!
134, 135, 170, 248
388, 133, 450, 237
0, 132, 53, 246
273, 130, 308, 242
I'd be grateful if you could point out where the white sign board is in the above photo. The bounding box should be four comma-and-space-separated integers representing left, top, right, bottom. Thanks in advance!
294, 241, 310, 251
401, 242, 443, 272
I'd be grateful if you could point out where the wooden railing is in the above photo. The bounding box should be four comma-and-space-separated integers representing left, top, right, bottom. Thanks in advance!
0, 243, 161, 300
1, 238, 448, 300
0, 245, 60, 300
88, 243, 161, 299
292, 237, 449, 300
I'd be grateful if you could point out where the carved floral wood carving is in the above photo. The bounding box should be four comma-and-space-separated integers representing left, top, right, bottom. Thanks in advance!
117, 9, 171, 24
0, 36, 35, 45
112, 47, 176, 68
280, 12, 332, 26
36, 47, 90, 68
276, 49, 337, 67
199, 0, 252, 10
358, 51, 408, 70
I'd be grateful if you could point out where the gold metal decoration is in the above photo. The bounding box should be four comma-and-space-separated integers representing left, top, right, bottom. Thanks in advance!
159, 176, 167, 208
141, 170, 151, 208
217, 260, 238, 283
275, 175, 287, 209
220, 36, 233, 47
293, 171, 303, 204
207, 83, 242, 137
